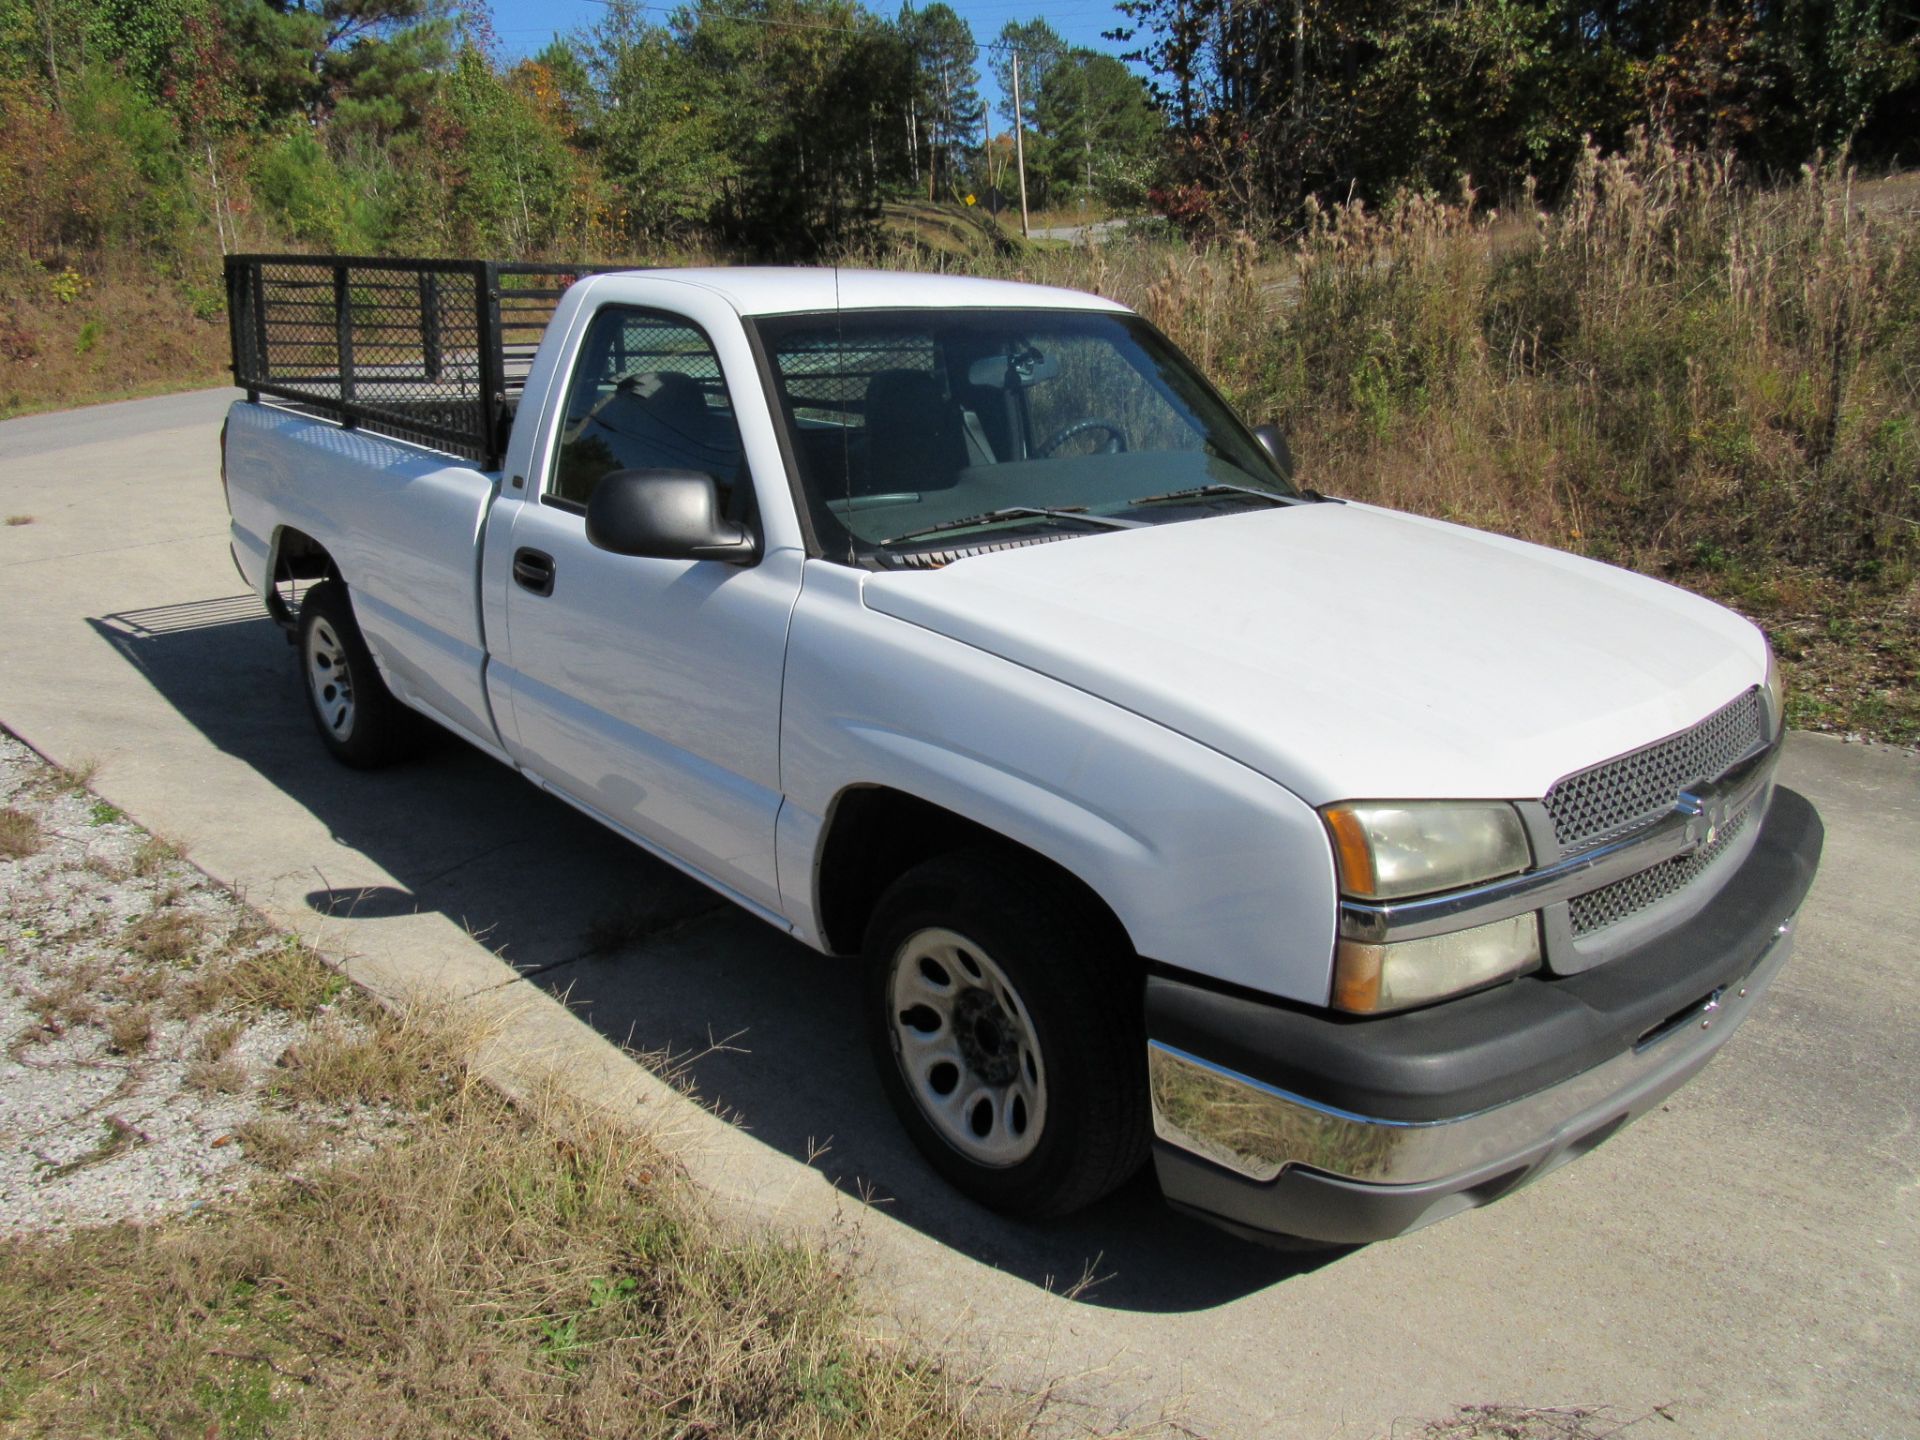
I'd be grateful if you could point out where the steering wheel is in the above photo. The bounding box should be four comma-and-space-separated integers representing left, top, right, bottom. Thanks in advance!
1036, 418, 1129, 457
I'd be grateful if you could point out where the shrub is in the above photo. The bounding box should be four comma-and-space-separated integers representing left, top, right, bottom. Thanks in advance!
249, 131, 372, 251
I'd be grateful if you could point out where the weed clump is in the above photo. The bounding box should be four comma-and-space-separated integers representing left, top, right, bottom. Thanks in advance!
125, 909, 204, 966
0, 806, 40, 859
180, 932, 347, 1019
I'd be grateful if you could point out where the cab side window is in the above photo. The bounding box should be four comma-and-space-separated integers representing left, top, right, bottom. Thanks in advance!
551, 308, 746, 511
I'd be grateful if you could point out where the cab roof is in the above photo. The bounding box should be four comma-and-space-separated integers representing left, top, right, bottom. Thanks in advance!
593, 266, 1132, 319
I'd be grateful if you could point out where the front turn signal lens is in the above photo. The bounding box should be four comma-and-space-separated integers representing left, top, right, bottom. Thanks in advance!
1333, 914, 1542, 1014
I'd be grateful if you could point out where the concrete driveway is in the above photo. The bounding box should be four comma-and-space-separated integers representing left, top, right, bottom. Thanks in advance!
2, 390, 1915, 1438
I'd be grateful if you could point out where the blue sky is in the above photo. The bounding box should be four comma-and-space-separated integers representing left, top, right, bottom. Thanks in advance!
483, 0, 1142, 115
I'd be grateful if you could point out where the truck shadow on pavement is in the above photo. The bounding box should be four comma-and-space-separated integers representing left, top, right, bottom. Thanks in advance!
92, 596, 1341, 1312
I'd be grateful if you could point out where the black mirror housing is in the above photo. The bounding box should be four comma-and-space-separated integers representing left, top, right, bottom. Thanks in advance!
585, 469, 759, 565
1252, 423, 1295, 483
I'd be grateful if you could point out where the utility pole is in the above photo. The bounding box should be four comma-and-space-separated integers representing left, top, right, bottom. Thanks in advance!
1009, 44, 1030, 238
1292, 0, 1305, 124
1083, 55, 1092, 209
982, 97, 993, 196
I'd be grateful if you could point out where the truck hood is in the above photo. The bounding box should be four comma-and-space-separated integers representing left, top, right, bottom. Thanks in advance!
860, 502, 1768, 805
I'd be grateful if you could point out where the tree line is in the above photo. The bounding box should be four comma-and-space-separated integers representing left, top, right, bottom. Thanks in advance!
0, 0, 1164, 270
0, 0, 1915, 276
1116, 0, 1919, 231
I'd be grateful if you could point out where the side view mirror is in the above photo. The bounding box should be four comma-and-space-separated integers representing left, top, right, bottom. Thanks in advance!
1252, 423, 1295, 482
585, 468, 759, 566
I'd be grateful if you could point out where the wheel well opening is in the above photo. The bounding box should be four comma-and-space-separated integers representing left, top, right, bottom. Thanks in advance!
268, 527, 338, 627
815, 787, 1131, 958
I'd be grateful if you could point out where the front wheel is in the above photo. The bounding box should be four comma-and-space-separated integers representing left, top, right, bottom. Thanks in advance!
865, 849, 1149, 1217
298, 580, 417, 769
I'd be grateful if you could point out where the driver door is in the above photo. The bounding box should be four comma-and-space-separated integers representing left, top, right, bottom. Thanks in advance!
494, 303, 800, 913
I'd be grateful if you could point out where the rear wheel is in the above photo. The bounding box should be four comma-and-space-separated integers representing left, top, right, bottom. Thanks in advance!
298, 580, 416, 769
865, 849, 1149, 1217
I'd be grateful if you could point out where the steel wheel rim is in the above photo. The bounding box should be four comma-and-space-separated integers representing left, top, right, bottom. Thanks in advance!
304, 618, 355, 741
887, 926, 1046, 1168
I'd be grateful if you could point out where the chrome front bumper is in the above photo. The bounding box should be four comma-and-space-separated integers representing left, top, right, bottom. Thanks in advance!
1145, 781, 1822, 1244
1150, 916, 1795, 1189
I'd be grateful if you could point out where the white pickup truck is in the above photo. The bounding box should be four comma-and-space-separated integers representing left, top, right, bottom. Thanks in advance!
220, 254, 1822, 1245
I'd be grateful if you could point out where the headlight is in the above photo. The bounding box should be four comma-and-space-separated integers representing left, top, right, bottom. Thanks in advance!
1321, 800, 1531, 900
1334, 915, 1542, 1014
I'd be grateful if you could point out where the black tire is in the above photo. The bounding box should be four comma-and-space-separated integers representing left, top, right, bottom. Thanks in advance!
864, 848, 1150, 1218
297, 580, 417, 769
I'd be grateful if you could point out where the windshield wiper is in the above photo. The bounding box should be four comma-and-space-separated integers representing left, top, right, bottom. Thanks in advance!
1126, 482, 1293, 509
879, 506, 1135, 547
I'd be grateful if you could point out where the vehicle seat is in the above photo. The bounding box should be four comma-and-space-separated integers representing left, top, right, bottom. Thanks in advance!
584, 370, 739, 479
862, 370, 968, 494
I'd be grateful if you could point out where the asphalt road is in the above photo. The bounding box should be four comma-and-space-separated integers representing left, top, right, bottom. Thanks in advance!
1028, 218, 1133, 242
2, 389, 1915, 1438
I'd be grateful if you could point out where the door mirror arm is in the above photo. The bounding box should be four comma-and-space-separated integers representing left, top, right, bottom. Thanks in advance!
585, 468, 760, 566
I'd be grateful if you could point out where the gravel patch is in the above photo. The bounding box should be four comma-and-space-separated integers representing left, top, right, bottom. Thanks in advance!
0, 729, 395, 1236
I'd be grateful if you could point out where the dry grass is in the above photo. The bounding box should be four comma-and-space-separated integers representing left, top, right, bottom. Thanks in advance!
0, 750, 1042, 1436
0, 1001, 1041, 1440
0, 807, 40, 860
1249, 147, 1919, 743
874, 200, 1028, 262
1026, 201, 1121, 232
271, 1009, 469, 1110
230, 1115, 316, 1171
23, 964, 102, 1037
179, 932, 351, 1019
131, 832, 189, 878
0, 265, 229, 420
104, 1002, 153, 1055
184, 1017, 251, 1093
124, 908, 206, 967
34, 757, 98, 796
104, 957, 171, 1006
184, 1052, 250, 1094
193, 1015, 246, 1063
895, 147, 1920, 744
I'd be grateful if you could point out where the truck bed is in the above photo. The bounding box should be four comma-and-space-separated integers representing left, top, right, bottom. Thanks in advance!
224, 394, 507, 748
224, 255, 611, 467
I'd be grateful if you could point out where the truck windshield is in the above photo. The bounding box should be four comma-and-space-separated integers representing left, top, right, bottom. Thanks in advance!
752, 309, 1299, 563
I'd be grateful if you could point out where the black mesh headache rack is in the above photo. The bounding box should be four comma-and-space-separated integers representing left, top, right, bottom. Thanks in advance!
225, 255, 622, 469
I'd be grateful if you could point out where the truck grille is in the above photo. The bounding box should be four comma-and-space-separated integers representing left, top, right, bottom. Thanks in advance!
1568, 805, 1753, 936
1545, 688, 1764, 856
